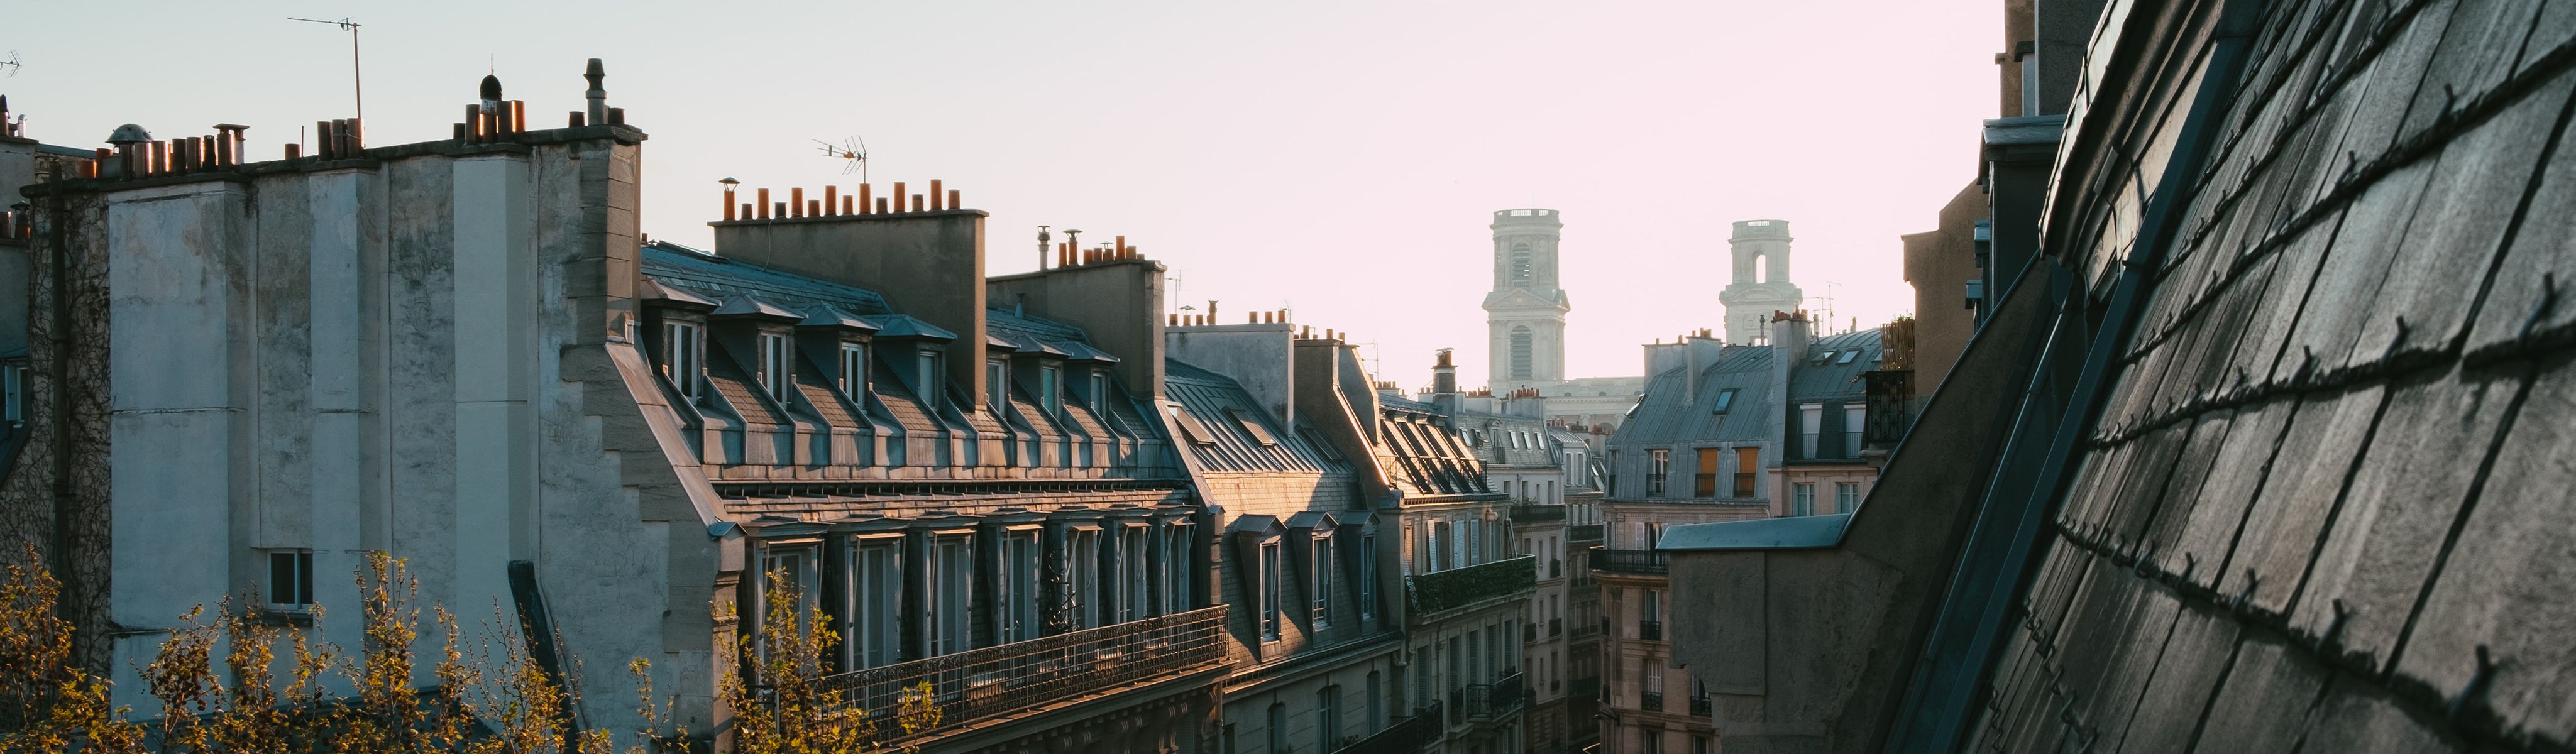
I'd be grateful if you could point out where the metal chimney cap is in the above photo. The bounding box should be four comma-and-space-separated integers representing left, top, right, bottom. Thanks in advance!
480, 74, 504, 102
107, 124, 153, 144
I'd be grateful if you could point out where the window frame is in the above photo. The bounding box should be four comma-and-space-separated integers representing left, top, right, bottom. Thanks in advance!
849, 536, 904, 669
837, 341, 868, 399
1793, 482, 1816, 516
1259, 538, 1284, 641
1647, 449, 1670, 495
757, 331, 793, 402
265, 549, 314, 609
1309, 533, 1334, 629
916, 348, 943, 412
660, 320, 704, 400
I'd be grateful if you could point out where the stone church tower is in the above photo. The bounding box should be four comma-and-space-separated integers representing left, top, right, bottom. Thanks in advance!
1483, 209, 1570, 388
1718, 219, 1804, 344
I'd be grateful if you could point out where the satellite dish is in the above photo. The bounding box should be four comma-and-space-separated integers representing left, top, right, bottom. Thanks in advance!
816, 136, 868, 181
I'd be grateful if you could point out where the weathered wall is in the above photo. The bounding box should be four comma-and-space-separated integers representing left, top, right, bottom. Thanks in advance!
711, 212, 988, 412
991, 258, 1167, 400
1901, 182, 1984, 391
1167, 324, 1294, 423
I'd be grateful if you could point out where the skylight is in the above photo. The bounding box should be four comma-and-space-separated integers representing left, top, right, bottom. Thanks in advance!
1837, 351, 1860, 364
1713, 388, 1738, 413
1228, 408, 1279, 446
1168, 408, 1219, 446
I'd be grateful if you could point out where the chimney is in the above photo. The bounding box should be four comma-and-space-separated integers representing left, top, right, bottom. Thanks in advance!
987, 243, 1168, 399
1432, 348, 1458, 396
584, 58, 608, 126
712, 191, 993, 411
1684, 329, 1724, 400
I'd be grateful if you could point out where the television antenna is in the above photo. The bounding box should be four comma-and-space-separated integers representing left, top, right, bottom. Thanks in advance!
285, 18, 363, 122
816, 136, 868, 181
1, 52, 21, 77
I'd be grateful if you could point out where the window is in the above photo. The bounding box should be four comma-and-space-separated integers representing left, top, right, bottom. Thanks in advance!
1793, 483, 1816, 516
1427, 520, 1448, 572
986, 359, 1008, 409
1837, 482, 1861, 514
1358, 534, 1377, 620
757, 332, 792, 401
1118, 525, 1149, 623
1643, 729, 1664, 754
999, 531, 1039, 643
1038, 364, 1061, 413
1510, 243, 1532, 280
928, 535, 972, 655
1838, 350, 1860, 364
1260, 540, 1282, 640
1089, 371, 1109, 413
1800, 403, 1824, 458
1734, 447, 1759, 498
1711, 388, 1736, 413
1168, 407, 1219, 445
267, 550, 314, 608
1693, 447, 1719, 497
1647, 449, 1669, 495
760, 545, 814, 621
1267, 703, 1287, 754
837, 341, 867, 398
1366, 671, 1383, 733
1845, 404, 1867, 457
1311, 535, 1334, 628
1164, 523, 1195, 615
1643, 662, 1665, 711
660, 322, 702, 399
1229, 408, 1279, 445
916, 349, 942, 411
1317, 686, 1341, 747
851, 539, 901, 667
1057, 527, 1098, 630
1509, 326, 1534, 381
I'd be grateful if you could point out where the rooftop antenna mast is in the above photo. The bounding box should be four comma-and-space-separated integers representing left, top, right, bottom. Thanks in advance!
1808, 280, 1842, 331
817, 136, 869, 182
286, 17, 363, 123
1, 51, 20, 78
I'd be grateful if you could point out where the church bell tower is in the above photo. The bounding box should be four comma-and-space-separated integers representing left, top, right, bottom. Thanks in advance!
1718, 219, 1804, 344
1482, 209, 1570, 389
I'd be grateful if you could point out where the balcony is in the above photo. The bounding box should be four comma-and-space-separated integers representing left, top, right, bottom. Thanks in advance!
1570, 675, 1600, 701
1689, 695, 1712, 716
821, 605, 1227, 745
1639, 691, 1665, 713
1466, 672, 1526, 720
1549, 559, 1562, 579
1335, 706, 1441, 754
1524, 623, 1537, 642
1590, 547, 1668, 576
1549, 617, 1563, 637
1509, 503, 1566, 524
1567, 524, 1604, 542
1640, 620, 1663, 641
1406, 555, 1537, 614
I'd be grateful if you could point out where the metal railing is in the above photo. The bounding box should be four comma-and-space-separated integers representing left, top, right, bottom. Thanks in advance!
1639, 620, 1663, 641
1406, 555, 1538, 613
1566, 524, 1604, 542
1549, 559, 1563, 579
1335, 706, 1440, 754
818, 606, 1226, 745
1591, 547, 1668, 576
1639, 691, 1665, 712
1524, 623, 1537, 642
1466, 672, 1526, 719
1549, 617, 1563, 637
1689, 695, 1712, 716
1509, 503, 1566, 523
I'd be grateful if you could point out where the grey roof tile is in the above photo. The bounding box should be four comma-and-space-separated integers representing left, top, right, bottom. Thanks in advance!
2191, 637, 2333, 753
2291, 680, 2468, 753
2271, 163, 2435, 378
2222, 385, 2386, 614
2287, 364, 2518, 672
2394, 354, 2576, 743
2162, 400, 2298, 591
2465, 97, 2576, 352
2110, 603, 2244, 754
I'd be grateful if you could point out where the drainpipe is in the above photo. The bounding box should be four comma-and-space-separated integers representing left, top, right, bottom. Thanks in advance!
1882, 0, 2268, 750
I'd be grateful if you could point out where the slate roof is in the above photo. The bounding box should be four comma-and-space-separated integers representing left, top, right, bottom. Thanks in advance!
1164, 358, 1346, 475
1963, 0, 2576, 750
1607, 346, 1771, 447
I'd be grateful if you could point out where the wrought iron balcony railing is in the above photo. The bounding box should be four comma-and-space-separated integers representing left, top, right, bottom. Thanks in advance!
1406, 555, 1537, 613
818, 605, 1227, 745
1509, 503, 1566, 523
1591, 547, 1668, 576
1549, 617, 1563, 637
1689, 695, 1712, 716
1334, 706, 1441, 754
1639, 691, 1665, 712
1466, 672, 1526, 719
1567, 524, 1604, 542
1639, 620, 1664, 641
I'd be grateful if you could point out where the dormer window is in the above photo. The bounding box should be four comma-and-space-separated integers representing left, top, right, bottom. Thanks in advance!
660, 322, 703, 400
986, 359, 1008, 410
756, 332, 792, 401
837, 342, 868, 398
918, 349, 942, 411
1089, 371, 1109, 413
1039, 364, 1062, 413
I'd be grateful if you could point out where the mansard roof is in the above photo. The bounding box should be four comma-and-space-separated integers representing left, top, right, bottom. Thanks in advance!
1164, 358, 1348, 476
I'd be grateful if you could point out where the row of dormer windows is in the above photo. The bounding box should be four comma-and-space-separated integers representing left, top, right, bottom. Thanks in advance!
654, 312, 1114, 422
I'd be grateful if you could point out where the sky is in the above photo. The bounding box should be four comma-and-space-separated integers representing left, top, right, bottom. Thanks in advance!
4, 1, 2000, 388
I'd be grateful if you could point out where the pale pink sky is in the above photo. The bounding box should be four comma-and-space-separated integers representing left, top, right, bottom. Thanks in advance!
7, 1, 1999, 386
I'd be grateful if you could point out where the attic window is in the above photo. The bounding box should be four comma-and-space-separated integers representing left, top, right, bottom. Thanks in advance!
1168, 408, 1219, 446
1229, 408, 1279, 446
1814, 350, 1834, 365
1837, 351, 1860, 364
1712, 389, 1737, 414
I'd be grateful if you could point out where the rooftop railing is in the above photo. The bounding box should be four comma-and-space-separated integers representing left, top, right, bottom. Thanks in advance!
1590, 547, 1668, 576
1466, 672, 1526, 720
1334, 706, 1441, 754
819, 605, 1227, 745
1566, 524, 1604, 542
1509, 503, 1566, 523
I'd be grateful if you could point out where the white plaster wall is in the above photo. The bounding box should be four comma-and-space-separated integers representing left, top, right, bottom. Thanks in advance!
451, 155, 533, 620
104, 182, 246, 706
